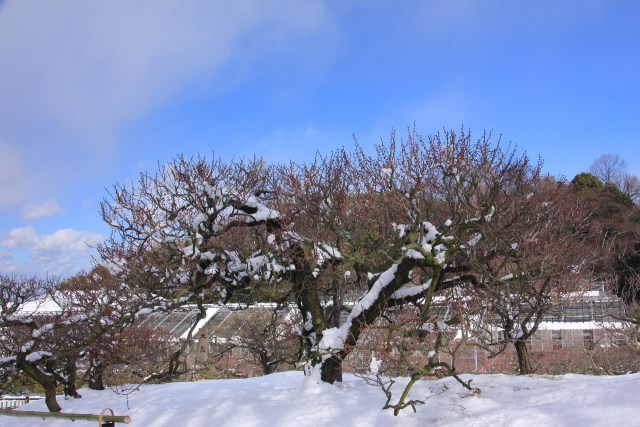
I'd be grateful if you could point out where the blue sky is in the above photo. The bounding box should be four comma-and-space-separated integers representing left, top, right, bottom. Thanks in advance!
1, 1, 639, 277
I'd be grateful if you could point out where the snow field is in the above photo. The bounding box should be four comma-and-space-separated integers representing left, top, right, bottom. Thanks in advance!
6, 372, 639, 427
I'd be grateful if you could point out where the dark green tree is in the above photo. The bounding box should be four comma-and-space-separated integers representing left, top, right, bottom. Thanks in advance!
570, 172, 603, 192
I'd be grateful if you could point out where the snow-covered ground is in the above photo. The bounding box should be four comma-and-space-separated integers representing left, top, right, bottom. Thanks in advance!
5, 372, 639, 426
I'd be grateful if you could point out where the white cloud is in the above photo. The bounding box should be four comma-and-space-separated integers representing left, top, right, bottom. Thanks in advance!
0, 227, 39, 248
0, 226, 105, 277
20, 199, 64, 220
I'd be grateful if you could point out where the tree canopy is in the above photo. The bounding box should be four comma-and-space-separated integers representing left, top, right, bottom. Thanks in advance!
98, 129, 597, 389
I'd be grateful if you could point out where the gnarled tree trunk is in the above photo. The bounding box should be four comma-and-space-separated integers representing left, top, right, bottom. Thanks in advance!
514, 339, 532, 375
319, 355, 343, 383
17, 358, 61, 412
88, 359, 105, 391
62, 356, 81, 398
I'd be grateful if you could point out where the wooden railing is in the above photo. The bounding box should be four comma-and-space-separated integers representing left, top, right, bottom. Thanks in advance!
0, 407, 131, 424
0, 395, 43, 409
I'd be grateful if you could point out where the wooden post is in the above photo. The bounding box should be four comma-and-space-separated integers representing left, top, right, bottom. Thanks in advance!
0, 408, 131, 424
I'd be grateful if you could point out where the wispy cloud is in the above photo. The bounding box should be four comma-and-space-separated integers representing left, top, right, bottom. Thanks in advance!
20, 199, 64, 220
1, 1, 335, 127
0, 0, 337, 210
0, 226, 104, 277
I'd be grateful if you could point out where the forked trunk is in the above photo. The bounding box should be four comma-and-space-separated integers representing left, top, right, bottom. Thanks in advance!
17, 358, 61, 412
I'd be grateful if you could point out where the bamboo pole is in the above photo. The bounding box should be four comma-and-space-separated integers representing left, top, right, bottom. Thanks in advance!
0, 408, 131, 424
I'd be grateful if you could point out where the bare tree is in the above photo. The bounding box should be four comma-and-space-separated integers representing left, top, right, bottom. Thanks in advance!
0, 275, 78, 412
0, 270, 162, 412
263, 129, 543, 385
217, 306, 302, 376
590, 153, 639, 204
100, 129, 543, 390
61, 267, 169, 390
99, 156, 283, 379
590, 154, 628, 185
464, 179, 598, 374
621, 174, 640, 204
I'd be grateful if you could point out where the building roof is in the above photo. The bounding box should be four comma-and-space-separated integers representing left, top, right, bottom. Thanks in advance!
136, 305, 225, 339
